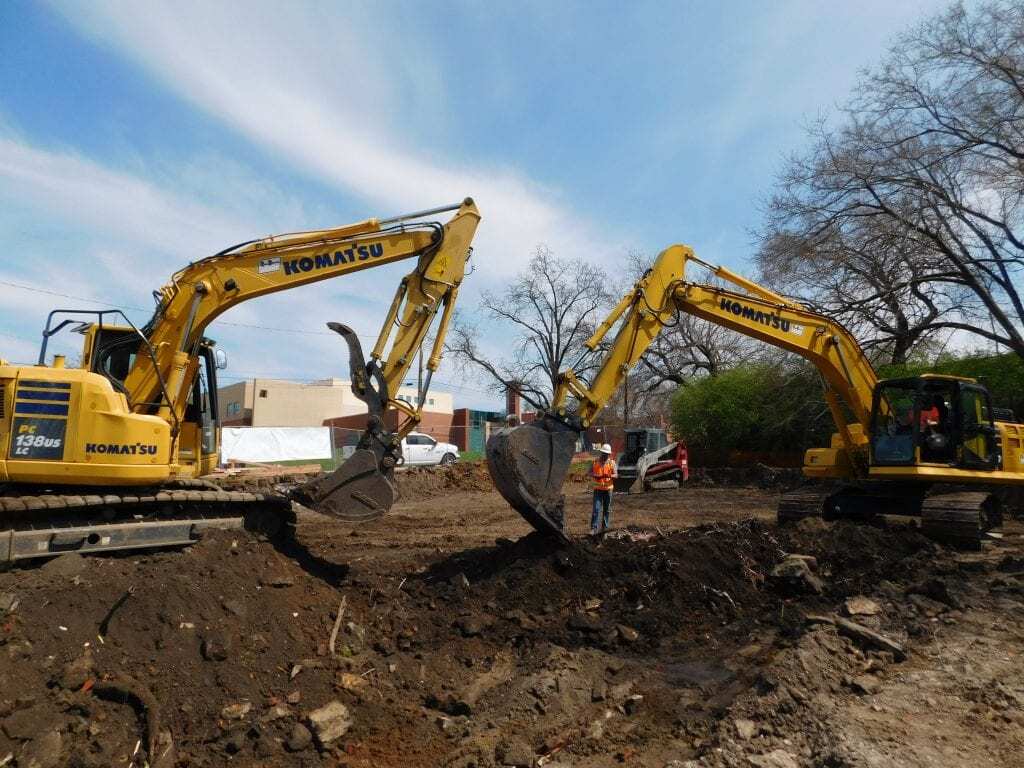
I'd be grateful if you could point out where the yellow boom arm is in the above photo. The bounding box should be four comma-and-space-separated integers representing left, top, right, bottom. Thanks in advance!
119, 199, 480, 433
555, 244, 878, 461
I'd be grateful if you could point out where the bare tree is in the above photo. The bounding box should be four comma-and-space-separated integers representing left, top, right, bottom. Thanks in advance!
447, 245, 610, 410
756, 217, 968, 364
767, 1, 1024, 358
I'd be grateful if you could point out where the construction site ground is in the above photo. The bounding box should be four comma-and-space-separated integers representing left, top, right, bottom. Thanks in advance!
2, 465, 1024, 767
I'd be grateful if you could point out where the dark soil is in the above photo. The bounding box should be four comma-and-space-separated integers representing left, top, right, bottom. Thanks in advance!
1, 481, 1022, 767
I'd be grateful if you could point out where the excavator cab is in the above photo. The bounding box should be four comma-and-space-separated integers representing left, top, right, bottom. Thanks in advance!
870, 376, 1001, 471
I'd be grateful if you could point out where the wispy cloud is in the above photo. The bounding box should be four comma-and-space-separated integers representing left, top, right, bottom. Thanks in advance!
0, 135, 491, 399
49, 0, 615, 280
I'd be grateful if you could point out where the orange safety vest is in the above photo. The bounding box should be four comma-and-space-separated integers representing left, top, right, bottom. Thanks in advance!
592, 459, 615, 491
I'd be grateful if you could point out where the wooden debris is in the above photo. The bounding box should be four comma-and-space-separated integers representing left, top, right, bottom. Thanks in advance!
328, 595, 347, 656
806, 613, 906, 660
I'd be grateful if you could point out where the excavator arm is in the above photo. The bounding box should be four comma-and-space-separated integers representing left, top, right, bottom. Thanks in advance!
120, 199, 480, 425
488, 243, 879, 538
100, 198, 479, 522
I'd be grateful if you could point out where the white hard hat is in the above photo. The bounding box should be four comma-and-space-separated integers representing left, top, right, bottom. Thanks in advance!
599, 443, 613, 454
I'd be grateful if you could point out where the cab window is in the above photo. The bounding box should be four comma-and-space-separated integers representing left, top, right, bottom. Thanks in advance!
871, 381, 917, 464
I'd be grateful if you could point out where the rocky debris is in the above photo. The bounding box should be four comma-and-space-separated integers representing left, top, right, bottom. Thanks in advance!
843, 596, 881, 617
337, 672, 368, 694
38, 553, 86, 578
806, 614, 906, 661
734, 717, 758, 740
457, 615, 491, 637
748, 749, 800, 768
200, 635, 231, 662
770, 554, 824, 596
55, 650, 95, 691
345, 621, 367, 652
223, 730, 247, 754
623, 693, 644, 714
19, 730, 62, 768
591, 679, 608, 702
286, 722, 313, 752
261, 703, 291, 723
220, 701, 252, 720
846, 674, 882, 695
908, 593, 948, 617
616, 624, 640, 643
263, 575, 295, 588
307, 700, 352, 746
495, 738, 534, 767
907, 578, 960, 609
0, 592, 18, 614
221, 599, 247, 619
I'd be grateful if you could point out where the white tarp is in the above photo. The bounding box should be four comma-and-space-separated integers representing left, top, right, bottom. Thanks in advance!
221, 427, 331, 463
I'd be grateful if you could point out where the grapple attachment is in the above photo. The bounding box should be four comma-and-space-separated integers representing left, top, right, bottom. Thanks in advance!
486, 415, 578, 541
290, 322, 399, 523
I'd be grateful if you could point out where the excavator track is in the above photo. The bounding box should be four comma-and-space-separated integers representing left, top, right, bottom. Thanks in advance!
920, 492, 997, 552
779, 484, 998, 551
0, 483, 294, 564
777, 487, 834, 524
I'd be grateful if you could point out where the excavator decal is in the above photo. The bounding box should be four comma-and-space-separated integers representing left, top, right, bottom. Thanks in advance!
283, 243, 385, 274
719, 298, 801, 334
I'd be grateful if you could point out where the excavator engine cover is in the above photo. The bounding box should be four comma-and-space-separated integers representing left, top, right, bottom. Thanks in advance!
487, 415, 577, 541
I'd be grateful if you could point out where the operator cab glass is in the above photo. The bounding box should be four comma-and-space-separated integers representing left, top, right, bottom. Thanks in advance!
870, 377, 1000, 470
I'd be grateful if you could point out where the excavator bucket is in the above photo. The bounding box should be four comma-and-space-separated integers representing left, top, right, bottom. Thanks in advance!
486, 416, 578, 541
290, 322, 400, 523
291, 448, 396, 522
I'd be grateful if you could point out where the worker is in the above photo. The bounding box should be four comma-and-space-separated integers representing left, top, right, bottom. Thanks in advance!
590, 443, 617, 536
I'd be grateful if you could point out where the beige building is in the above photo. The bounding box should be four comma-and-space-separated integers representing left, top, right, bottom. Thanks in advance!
218, 377, 453, 427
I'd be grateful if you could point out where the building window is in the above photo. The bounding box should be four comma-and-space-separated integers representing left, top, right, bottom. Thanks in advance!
259, 389, 268, 398
227, 402, 241, 416
428, 398, 435, 406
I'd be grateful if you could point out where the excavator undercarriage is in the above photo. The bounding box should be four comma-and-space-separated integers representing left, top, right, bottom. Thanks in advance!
0, 480, 294, 563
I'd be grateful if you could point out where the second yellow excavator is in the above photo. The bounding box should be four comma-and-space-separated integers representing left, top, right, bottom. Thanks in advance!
1, 199, 480, 562
489, 244, 1024, 549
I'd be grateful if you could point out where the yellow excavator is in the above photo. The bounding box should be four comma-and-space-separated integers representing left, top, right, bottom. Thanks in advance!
1, 199, 480, 562
489, 244, 1024, 549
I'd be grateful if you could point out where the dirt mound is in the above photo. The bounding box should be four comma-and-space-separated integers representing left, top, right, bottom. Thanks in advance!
395, 461, 493, 498
0, 490, 992, 768
412, 521, 784, 651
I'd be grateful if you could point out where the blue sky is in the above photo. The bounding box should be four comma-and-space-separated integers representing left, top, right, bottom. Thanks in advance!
0, 0, 952, 409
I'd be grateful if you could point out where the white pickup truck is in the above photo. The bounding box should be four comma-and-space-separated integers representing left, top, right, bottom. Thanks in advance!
400, 432, 459, 466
